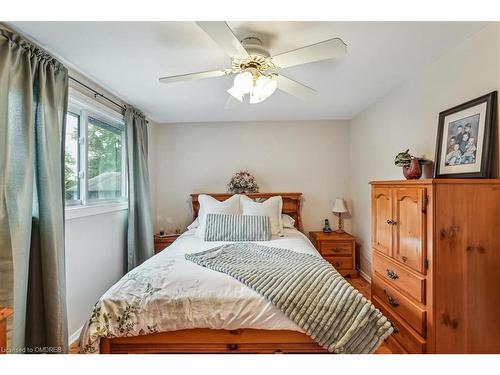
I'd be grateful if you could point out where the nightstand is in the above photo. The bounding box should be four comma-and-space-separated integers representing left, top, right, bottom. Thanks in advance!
154, 233, 181, 254
0, 307, 13, 354
309, 231, 358, 278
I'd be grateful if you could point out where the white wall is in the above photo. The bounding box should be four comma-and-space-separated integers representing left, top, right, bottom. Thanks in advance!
349, 24, 500, 278
151, 120, 351, 236
65, 209, 127, 341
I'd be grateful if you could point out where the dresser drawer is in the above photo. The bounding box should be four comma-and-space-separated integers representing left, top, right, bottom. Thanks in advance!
323, 256, 353, 270
372, 252, 425, 304
373, 295, 426, 354
372, 274, 426, 336
319, 241, 353, 256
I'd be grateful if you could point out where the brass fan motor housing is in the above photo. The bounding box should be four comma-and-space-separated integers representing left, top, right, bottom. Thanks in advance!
231, 37, 277, 75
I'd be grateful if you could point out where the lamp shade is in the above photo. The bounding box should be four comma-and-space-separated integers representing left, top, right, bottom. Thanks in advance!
332, 198, 348, 214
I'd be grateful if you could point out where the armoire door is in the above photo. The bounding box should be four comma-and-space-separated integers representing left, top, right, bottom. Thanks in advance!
372, 187, 393, 256
393, 188, 426, 273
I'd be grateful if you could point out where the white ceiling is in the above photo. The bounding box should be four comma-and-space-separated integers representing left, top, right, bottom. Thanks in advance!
10, 21, 488, 123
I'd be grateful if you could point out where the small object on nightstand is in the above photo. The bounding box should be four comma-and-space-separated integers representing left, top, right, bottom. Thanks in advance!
322, 219, 332, 233
309, 231, 358, 278
154, 233, 181, 254
332, 198, 349, 233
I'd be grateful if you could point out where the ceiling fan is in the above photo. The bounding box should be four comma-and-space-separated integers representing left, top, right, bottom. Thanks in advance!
159, 22, 347, 104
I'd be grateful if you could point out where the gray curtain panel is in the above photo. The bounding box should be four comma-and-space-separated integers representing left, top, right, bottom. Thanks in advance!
0, 29, 68, 353
125, 106, 154, 271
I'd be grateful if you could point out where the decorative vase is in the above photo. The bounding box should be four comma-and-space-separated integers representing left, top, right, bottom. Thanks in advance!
403, 158, 422, 180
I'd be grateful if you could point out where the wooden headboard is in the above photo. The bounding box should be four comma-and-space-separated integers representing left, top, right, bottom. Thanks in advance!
190, 192, 303, 231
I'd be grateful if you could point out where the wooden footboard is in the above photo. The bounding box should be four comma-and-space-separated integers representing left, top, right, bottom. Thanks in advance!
100, 328, 328, 354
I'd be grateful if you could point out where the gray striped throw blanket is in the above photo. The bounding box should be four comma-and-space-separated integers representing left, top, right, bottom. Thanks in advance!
186, 242, 393, 354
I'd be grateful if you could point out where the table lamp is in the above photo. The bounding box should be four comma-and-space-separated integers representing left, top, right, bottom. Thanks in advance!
332, 198, 348, 233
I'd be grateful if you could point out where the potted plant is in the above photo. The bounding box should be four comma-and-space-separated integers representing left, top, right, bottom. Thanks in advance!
394, 149, 427, 179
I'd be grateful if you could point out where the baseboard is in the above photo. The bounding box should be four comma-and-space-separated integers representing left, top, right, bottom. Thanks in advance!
359, 270, 371, 283
68, 326, 83, 347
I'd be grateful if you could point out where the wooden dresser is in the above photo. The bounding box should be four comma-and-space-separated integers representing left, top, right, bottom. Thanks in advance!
370, 179, 500, 353
309, 231, 358, 278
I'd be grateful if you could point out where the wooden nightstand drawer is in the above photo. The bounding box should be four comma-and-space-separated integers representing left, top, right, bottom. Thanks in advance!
372, 274, 426, 336
154, 234, 181, 254
373, 251, 425, 304
324, 256, 353, 270
309, 231, 358, 278
319, 241, 353, 256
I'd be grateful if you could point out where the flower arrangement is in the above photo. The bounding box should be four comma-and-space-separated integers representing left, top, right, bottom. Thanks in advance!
227, 170, 259, 193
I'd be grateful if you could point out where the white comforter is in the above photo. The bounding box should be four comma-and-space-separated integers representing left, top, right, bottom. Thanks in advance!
79, 228, 321, 353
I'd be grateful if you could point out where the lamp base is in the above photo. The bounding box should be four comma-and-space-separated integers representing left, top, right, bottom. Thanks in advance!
334, 229, 345, 234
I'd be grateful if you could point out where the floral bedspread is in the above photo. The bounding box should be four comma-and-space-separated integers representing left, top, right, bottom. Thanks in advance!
78, 230, 315, 353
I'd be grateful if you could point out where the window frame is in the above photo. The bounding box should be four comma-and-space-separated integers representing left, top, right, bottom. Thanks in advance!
65, 89, 127, 214
64, 110, 81, 206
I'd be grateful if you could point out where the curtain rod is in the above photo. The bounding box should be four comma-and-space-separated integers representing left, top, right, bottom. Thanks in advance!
69, 75, 149, 124
69, 75, 126, 112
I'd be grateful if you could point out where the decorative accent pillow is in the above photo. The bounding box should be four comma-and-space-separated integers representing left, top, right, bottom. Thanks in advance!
282, 214, 296, 229
196, 194, 241, 238
204, 213, 271, 241
240, 195, 283, 236
189, 213, 295, 230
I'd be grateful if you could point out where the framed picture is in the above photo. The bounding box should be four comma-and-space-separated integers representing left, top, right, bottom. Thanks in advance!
434, 91, 497, 178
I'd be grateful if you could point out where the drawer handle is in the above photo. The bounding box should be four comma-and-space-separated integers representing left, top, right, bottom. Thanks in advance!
386, 219, 394, 225
227, 343, 238, 351
401, 256, 408, 263
393, 326, 400, 334
331, 248, 342, 253
387, 296, 399, 308
333, 261, 342, 268
384, 290, 399, 308
386, 269, 399, 280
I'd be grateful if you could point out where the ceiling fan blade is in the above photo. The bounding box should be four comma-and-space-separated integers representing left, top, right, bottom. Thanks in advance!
196, 21, 249, 59
159, 69, 233, 84
272, 38, 347, 69
276, 75, 317, 100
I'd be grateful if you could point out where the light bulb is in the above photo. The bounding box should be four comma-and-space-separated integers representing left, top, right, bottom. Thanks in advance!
233, 72, 253, 94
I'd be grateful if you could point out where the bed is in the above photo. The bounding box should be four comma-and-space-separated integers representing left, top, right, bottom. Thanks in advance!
79, 193, 390, 354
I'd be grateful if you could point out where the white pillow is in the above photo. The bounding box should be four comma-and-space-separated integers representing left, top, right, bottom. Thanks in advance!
282, 214, 296, 229
196, 194, 241, 238
187, 217, 199, 230
240, 195, 283, 236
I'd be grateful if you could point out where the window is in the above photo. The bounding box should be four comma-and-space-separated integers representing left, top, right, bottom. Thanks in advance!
64, 94, 126, 207
87, 117, 123, 200
64, 112, 80, 201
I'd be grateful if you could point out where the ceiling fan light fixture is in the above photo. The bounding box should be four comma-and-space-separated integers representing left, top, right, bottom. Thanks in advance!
249, 91, 264, 104
233, 71, 253, 94
248, 75, 277, 104
227, 85, 243, 102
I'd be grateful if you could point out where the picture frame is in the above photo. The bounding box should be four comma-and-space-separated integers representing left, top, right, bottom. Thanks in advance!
433, 91, 497, 178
